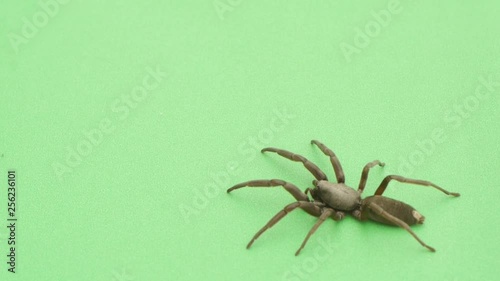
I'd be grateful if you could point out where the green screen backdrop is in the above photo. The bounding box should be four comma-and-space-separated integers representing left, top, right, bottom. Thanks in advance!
1, 0, 500, 280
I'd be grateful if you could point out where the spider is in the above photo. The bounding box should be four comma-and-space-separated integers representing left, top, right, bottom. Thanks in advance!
227, 140, 460, 255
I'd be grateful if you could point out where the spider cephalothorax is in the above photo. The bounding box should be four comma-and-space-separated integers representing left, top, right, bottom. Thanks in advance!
227, 140, 460, 255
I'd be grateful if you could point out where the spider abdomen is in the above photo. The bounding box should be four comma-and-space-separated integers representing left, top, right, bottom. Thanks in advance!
316, 180, 361, 211
361, 196, 424, 226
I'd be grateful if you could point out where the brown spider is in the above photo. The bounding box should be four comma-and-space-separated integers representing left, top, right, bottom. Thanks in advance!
227, 140, 460, 255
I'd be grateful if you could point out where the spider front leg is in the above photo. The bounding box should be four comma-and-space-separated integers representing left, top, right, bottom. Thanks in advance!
295, 208, 344, 256
375, 175, 460, 197
261, 147, 328, 181
357, 160, 385, 194
227, 179, 309, 201
311, 140, 345, 183
246, 201, 323, 249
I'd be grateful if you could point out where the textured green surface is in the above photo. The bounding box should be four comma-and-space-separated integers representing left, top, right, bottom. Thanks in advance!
1, 0, 500, 280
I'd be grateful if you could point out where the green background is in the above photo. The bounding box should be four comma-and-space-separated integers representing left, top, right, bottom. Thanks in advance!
1, 0, 500, 280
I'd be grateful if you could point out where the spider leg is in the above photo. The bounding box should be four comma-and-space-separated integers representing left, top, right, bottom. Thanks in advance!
246, 201, 323, 249
367, 202, 435, 252
311, 140, 345, 183
261, 147, 327, 181
295, 208, 344, 256
227, 179, 309, 201
357, 160, 385, 194
375, 175, 460, 197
